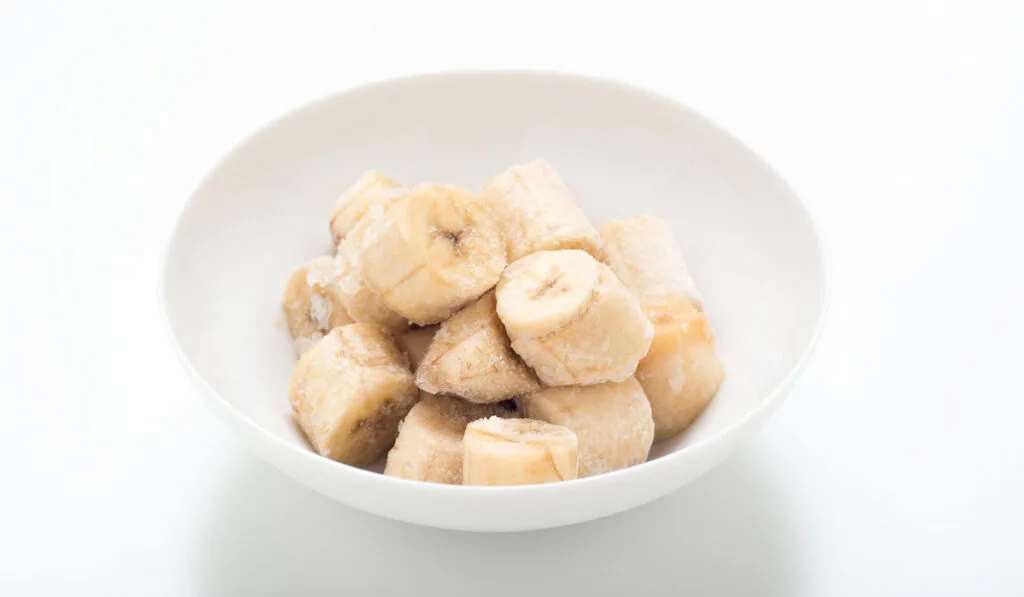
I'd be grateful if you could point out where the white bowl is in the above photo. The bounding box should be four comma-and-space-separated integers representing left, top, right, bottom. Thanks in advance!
161, 71, 828, 532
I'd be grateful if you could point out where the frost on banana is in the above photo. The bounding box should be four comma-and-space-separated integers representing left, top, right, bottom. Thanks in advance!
495, 250, 653, 386
281, 255, 354, 355
396, 326, 438, 372
416, 291, 540, 403
482, 160, 600, 262
518, 377, 654, 477
359, 184, 506, 325
328, 170, 403, 246
462, 417, 578, 486
599, 217, 724, 441
334, 187, 409, 331
288, 323, 419, 466
599, 216, 704, 311
383, 393, 513, 484
637, 297, 724, 441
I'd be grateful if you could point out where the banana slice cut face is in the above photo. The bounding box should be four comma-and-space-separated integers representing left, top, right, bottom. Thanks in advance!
282, 255, 354, 355
328, 170, 403, 245
288, 323, 419, 466
416, 291, 541, 403
495, 250, 653, 386
359, 184, 506, 325
482, 160, 600, 262
383, 394, 513, 484
462, 417, 579, 486
518, 377, 654, 477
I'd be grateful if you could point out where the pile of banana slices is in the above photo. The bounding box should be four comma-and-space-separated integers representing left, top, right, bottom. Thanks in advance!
282, 161, 725, 486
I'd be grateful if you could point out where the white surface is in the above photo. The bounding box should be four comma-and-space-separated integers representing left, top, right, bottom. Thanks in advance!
161, 71, 827, 531
1, 0, 1021, 592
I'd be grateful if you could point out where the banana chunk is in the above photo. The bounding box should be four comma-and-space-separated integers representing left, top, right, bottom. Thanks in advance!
396, 326, 438, 371
384, 394, 513, 484
288, 324, 419, 465
328, 170, 403, 245
335, 187, 409, 331
495, 250, 653, 386
518, 378, 654, 477
599, 216, 704, 311
416, 291, 541, 403
637, 297, 725, 441
463, 417, 578, 486
359, 184, 506, 325
281, 256, 354, 355
482, 160, 600, 262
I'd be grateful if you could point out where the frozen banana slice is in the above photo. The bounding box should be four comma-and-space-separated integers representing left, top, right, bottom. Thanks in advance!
416, 291, 540, 403
328, 170, 402, 245
463, 417, 578, 486
383, 393, 513, 484
518, 377, 654, 477
359, 184, 506, 325
396, 326, 438, 371
599, 216, 704, 311
482, 160, 600, 262
495, 250, 653, 386
637, 297, 724, 441
288, 323, 419, 465
281, 255, 353, 355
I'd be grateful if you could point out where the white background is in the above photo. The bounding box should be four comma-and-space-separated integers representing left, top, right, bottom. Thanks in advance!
2, 0, 1022, 594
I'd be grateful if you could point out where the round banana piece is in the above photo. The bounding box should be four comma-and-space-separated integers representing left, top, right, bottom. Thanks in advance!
481, 160, 600, 262
395, 326, 438, 372
334, 188, 409, 331
383, 393, 513, 484
288, 323, 419, 466
637, 297, 725, 441
359, 184, 506, 325
416, 291, 541, 403
518, 377, 654, 477
495, 250, 653, 386
328, 170, 403, 245
281, 255, 354, 355
462, 417, 578, 486
598, 216, 704, 311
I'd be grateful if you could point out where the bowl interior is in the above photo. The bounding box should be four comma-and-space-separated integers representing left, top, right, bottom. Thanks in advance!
163, 72, 825, 468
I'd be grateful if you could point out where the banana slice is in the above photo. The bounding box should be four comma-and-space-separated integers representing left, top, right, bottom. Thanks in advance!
462, 417, 578, 486
383, 393, 513, 484
281, 256, 354, 355
288, 323, 419, 465
359, 184, 506, 325
328, 170, 403, 245
518, 377, 654, 477
637, 297, 725, 441
416, 291, 541, 403
396, 326, 438, 371
495, 250, 653, 386
482, 160, 600, 262
598, 216, 704, 311
334, 187, 409, 331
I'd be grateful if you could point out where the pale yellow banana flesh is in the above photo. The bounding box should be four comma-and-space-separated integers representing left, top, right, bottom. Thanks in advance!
288, 324, 418, 465
599, 216, 704, 311
518, 377, 654, 477
281, 255, 354, 355
328, 170, 402, 245
496, 250, 653, 386
416, 291, 540, 403
383, 394, 513, 484
637, 297, 724, 441
482, 160, 601, 262
359, 184, 506, 325
396, 326, 438, 372
463, 417, 579, 486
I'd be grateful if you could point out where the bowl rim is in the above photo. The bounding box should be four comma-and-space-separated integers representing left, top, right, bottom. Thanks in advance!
158, 68, 831, 496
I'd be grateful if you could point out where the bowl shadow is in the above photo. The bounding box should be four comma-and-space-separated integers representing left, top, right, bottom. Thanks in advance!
193, 448, 802, 596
